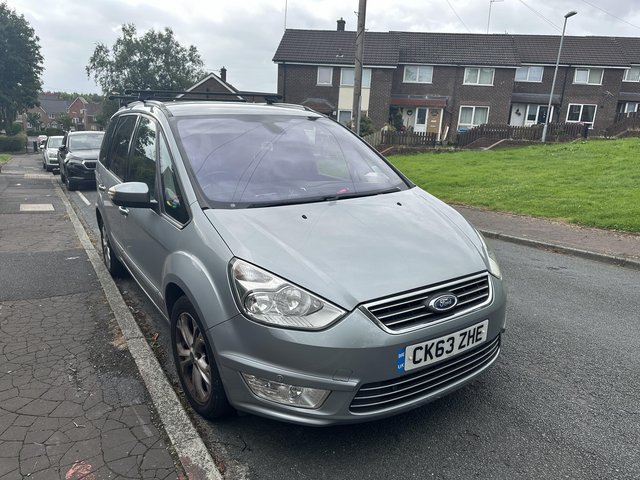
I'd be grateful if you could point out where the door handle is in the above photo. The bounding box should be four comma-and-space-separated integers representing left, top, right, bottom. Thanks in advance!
118, 206, 129, 216
98, 184, 106, 191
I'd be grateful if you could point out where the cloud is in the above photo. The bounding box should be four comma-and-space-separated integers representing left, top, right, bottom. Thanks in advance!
7, 0, 640, 94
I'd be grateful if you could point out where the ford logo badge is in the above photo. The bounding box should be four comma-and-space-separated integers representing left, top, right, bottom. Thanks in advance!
428, 293, 458, 313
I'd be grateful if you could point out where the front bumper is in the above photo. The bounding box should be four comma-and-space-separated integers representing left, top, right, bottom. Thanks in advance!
66, 162, 96, 184
210, 275, 507, 425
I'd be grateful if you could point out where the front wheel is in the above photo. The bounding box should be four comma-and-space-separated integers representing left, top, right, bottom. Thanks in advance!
171, 296, 232, 419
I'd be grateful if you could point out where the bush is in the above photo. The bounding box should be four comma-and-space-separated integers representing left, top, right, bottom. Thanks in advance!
45, 127, 64, 136
0, 134, 27, 152
7, 122, 23, 135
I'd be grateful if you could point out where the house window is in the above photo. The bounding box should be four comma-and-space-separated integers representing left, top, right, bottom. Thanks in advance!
403, 65, 434, 83
566, 104, 597, 127
515, 66, 543, 82
458, 106, 489, 129
49, 113, 54, 119
573, 68, 603, 85
337, 110, 352, 126
340, 68, 371, 87
317, 67, 333, 86
463, 68, 494, 85
623, 67, 640, 82
618, 102, 639, 114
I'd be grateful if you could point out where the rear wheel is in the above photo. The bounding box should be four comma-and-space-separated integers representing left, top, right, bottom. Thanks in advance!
171, 296, 232, 419
100, 222, 126, 277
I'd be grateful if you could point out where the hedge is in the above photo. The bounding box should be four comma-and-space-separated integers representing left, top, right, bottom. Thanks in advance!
0, 134, 27, 152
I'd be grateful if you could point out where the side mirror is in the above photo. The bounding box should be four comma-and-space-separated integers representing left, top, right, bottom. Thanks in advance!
108, 182, 154, 209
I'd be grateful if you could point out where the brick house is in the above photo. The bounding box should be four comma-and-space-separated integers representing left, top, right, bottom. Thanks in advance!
23, 95, 70, 130
67, 97, 103, 131
273, 21, 640, 139
23, 95, 103, 131
183, 68, 276, 103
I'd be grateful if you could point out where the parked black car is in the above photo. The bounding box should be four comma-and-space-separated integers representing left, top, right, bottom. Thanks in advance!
58, 131, 105, 190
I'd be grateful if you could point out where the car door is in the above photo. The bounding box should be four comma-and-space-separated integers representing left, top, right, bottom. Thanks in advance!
120, 116, 190, 309
96, 114, 138, 256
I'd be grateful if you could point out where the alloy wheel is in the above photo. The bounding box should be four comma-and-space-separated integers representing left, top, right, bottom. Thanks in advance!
174, 311, 212, 404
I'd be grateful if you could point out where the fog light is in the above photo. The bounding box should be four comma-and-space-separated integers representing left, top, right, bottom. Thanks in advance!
241, 373, 330, 409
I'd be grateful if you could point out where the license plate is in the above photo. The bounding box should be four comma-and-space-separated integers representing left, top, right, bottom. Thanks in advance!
398, 320, 489, 372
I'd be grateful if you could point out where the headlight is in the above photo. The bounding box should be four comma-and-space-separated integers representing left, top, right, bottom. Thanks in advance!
477, 232, 502, 280
230, 259, 345, 330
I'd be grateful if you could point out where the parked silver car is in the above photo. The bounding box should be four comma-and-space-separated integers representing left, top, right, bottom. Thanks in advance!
42, 135, 63, 172
95, 99, 506, 425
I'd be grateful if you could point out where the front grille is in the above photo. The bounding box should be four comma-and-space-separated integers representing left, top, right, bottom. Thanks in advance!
362, 273, 492, 333
83, 160, 97, 169
350, 335, 500, 414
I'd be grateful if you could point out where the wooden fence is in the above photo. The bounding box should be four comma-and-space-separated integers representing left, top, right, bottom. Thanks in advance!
455, 122, 588, 148
606, 112, 640, 137
363, 130, 437, 147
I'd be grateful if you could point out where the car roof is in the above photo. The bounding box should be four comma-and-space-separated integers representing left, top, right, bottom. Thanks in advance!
67, 131, 104, 135
118, 100, 320, 119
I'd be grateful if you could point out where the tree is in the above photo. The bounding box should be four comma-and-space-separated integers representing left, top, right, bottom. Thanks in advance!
86, 24, 206, 95
58, 115, 73, 131
26, 111, 41, 131
0, 3, 43, 131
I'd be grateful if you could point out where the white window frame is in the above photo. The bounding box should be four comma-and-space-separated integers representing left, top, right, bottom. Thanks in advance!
623, 67, 640, 82
458, 106, 490, 129
566, 103, 597, 127
340, 68, 372, 88
515, 66, 543, 82
463, 67, 495, 86
573, 68, 603, 85
317, 66, 333, 86
403, 65, 434, 84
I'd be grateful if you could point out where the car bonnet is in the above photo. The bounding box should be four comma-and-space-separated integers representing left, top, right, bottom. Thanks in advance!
204, 188, 487, 310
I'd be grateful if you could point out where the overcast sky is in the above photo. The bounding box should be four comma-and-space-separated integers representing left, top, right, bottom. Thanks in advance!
7, 0, 640, 95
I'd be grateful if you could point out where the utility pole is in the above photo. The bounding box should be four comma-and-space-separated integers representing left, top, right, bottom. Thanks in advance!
352, 0, 367, 135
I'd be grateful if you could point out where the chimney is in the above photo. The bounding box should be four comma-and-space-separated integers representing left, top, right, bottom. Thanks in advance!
337, 17, 346, 31
220, 66, 227, 82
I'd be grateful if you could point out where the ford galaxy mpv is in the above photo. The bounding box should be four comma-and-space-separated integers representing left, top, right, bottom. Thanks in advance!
95, 97, 506, 425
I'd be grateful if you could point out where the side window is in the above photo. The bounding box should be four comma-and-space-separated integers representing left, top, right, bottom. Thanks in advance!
159, 137, 189, 224
99, 120, 118, 167
107, 115, 137, 180
128, 117, 157, 200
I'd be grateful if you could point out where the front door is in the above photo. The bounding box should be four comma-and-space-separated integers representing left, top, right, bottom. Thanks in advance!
426, 108, 442, 140
414, 107, 427, 133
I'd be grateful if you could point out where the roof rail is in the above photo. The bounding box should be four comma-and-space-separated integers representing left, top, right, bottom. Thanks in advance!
107, 89, 282, 104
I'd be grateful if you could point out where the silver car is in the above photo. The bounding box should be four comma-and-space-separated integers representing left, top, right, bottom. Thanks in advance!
95, 100, 506, 425
42, 135, 63, 172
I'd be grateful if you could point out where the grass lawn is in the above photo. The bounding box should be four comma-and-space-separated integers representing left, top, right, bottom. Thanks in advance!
388, 138, 640, 232
0, 154, 11, 167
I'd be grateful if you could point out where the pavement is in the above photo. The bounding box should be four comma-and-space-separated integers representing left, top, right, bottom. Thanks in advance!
0, 154, 219, 480
0, 152, 638, 479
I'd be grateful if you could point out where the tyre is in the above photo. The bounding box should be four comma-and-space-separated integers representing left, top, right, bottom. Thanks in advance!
65, 174, 77, 191
100, 222, 126, 277
171, 296, 232, 419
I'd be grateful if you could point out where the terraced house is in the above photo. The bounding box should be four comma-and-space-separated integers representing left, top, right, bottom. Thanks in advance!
273, 20, 640, 140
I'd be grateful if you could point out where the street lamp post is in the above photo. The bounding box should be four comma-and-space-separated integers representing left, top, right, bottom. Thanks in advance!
541, 10, 577, 143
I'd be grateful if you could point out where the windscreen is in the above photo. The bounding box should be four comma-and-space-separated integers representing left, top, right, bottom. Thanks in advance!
173, 114, 407, 208
68, 133, 104, 151
47, 137, 63, 148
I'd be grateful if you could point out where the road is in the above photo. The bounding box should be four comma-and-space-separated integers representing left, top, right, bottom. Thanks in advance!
67, 184, 640, 480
